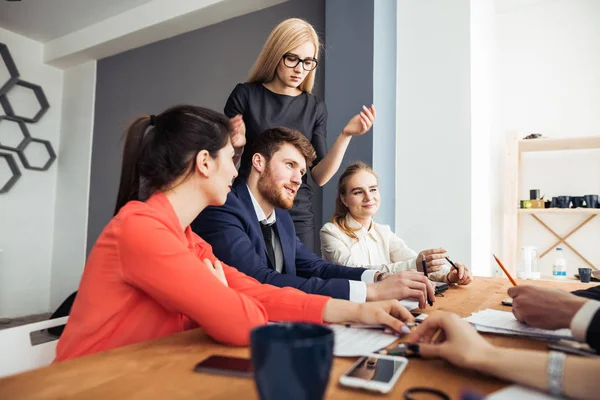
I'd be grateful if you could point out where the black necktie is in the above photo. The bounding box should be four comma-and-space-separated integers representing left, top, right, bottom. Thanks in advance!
260, 222, 276, 269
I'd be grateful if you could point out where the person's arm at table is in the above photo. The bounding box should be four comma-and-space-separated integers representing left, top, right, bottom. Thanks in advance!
409, 312, 598, 400
509, 285, 600, 351
221, 260, 416, 332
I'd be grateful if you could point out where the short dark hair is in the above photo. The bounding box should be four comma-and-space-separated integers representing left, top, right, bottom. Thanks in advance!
250, 127, 316, 167
114, 105, 232, 215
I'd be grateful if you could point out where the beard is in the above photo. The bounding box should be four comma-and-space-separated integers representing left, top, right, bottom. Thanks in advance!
257, 164, 296, 210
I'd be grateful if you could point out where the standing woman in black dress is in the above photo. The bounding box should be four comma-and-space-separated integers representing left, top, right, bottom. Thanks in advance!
225, 18, 376, 252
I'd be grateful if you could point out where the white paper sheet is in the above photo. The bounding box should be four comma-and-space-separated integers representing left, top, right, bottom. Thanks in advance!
399, 298, 419, 310
331, 299, 421, 330
329, 324, 398, 357
326, 297, 420, 357
486, 385, 560, 399
269, 298, 419, 358
465, 309, 573, 340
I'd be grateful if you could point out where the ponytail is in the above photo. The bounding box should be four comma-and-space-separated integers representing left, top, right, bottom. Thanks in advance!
113, 116, 152, 215
113, 106, 232, 215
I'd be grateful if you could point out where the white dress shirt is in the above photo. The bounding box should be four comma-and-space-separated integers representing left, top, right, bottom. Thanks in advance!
247, 187, 376, 302
570, 299, 600, 344
320, 215, 450, 282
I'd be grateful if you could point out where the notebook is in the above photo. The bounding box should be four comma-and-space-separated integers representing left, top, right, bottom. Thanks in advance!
486, 385, 560, 399
464, 309, 574, 341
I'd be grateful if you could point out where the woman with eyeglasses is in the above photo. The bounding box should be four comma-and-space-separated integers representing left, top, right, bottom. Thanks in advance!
224, 18, 376, 252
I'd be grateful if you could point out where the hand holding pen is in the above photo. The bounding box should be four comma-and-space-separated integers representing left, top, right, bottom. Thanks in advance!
406, 312, 494, 370
368, 270, 435, 309
445, 256, 473, 286
421, 257, 434, 307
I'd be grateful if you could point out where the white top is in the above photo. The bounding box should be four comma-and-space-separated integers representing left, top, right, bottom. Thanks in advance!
247, 187, 376, 302
320, 215, 450, 282
570, 299, 600, 344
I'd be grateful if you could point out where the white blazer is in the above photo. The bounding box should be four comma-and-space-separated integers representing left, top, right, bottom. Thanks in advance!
320, 215, 449, 282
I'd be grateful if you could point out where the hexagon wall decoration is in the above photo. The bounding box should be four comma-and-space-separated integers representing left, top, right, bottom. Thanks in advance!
0, 152, 21, 194
0, 79, 50, 123
0, 117, 31, 152
0, 43, 20, 96
17, 137, 57, 171
0, 41, 55, 193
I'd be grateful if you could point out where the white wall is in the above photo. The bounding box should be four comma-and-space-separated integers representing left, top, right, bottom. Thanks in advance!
373, 0, 396, 228
397, 0, 600, 277
0, 27, 64, 318
50, 61, 96, 310
492, 0, 600, 277
470, 0, 495, 276
396, 0, 472, 267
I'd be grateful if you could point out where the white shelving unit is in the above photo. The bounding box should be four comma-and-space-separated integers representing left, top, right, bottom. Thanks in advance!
503, 134, 600, 274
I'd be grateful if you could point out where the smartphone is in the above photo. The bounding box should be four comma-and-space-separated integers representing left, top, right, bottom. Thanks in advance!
193, 355, 253, 378
547, 340, 598, 357
338, 353, 408, 393
415, 313, 428, 322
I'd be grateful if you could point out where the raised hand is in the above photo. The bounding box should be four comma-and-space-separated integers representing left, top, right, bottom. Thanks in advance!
342, 105, 376, 137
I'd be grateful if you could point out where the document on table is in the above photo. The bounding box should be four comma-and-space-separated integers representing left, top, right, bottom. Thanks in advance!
486, 385, 560, 399
399, 298, 419, 311
465, 309, 573, 340
329, 325, 398, 357
328, 299, 420, 357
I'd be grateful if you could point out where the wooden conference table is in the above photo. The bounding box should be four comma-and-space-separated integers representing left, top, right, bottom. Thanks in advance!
0, 277, 592, 399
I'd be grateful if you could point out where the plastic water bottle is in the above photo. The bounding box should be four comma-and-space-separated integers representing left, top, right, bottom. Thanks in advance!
553, 248, 567, 278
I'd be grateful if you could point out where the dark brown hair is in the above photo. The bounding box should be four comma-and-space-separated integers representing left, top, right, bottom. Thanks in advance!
114, 105, 232, 215
332, 161, 378, 240
249, 126, 316, 171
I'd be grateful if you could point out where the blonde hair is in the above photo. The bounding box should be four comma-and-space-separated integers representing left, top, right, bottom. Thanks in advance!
332, 162, 378, 241
248, 18, 321, 94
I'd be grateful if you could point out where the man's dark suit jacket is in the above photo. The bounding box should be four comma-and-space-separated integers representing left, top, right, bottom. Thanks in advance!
191, 182, 368, 300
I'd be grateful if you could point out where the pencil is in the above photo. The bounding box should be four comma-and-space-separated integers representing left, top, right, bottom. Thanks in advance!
431, 329, 443, 343
492, 254, 517, 286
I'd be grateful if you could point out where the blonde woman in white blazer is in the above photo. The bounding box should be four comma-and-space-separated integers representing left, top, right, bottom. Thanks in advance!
320, 162, 472, 285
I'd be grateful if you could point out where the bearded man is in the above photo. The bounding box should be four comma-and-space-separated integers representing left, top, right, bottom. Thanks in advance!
191, 127, 435, 307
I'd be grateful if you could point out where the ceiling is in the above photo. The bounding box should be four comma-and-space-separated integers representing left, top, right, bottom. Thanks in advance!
0, 0, 154, 42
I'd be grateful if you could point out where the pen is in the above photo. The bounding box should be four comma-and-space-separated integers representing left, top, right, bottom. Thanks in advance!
379, 343, 421, 356
422, 258, 433, 307
344, 324, 386, 329
492, 254, 517, 286
445, 256, 459, 271
344, 321, 420, 333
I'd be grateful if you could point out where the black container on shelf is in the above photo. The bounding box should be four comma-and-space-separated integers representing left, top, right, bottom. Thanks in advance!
571, 196, 584, 208
529, 189, 540, 200
557, 196, 571, 209
584, 194, 599, 209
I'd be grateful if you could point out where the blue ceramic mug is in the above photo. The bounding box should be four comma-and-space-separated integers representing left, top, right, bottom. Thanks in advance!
579, 268, 592, 283
250, 323, 334, 400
